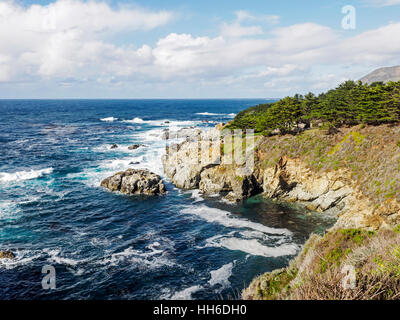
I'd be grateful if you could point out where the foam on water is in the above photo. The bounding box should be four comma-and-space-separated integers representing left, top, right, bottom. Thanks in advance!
2, 99, 304, 299
92, 144, 144, 153
0, 201, 20, 219
122, 117, 201, 128
190, 190, 204, 203
100, 117, 118, 122
98, 239, 177, 270
0, 250, 42, 270
180, 205, 291, 236
0, 168, 53, 183
44, 249, 90, 267
205, 235, 300, 257
170, 285, 203, 300
208, 262, 233, 288
196, 112, 236, 117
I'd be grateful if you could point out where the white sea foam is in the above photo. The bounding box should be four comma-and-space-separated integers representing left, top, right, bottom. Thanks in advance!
93, 144, 145, 153
99, 240, 176, 270
170, 285, 203, 300
0, 201, 20, 219
100, 117, 118, 122
190, 189, 204, 203
44, 249, 89, 266
0, 168, 53, 183
196, 112, 236, 117
205, 235, 299, 257
0, 250, 42, 270
180, 205, 291, 235
208, 262, 233, 288
122, 117, 200, 128
122, 117, 145, 124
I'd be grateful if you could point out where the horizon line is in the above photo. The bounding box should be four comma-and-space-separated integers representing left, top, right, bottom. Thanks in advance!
0, 97, 279, 101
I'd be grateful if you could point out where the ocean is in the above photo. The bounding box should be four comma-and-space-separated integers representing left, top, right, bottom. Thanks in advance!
0, 99, 333, 299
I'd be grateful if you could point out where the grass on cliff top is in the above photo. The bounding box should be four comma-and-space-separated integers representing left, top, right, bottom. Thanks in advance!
255, 124, 400, 206
242, 226, 400, 300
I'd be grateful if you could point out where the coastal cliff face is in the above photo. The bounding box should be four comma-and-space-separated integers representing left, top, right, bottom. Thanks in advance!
162, 123, 400, 300
162, 128, 262, 202
163, 124, 400, 230
262, 155, 400, 230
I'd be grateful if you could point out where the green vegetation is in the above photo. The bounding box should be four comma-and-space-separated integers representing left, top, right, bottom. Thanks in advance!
228, 80, 400, 134
254, 125, 400, 206
243, 227, 400, 300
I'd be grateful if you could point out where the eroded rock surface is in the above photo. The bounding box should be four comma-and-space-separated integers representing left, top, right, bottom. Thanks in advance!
101, 169, 166, 195
162, 126, 400, 229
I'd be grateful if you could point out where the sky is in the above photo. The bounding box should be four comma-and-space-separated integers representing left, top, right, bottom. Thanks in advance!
0, 0, 400, 98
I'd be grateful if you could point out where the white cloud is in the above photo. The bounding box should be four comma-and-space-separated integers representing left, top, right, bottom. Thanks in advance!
0, 1, 400, 97
0, 0, 173, 81
235, 10, 280, 25
360, 0, 400, 7
220, 22, 263, 38
220, 10, 279, 38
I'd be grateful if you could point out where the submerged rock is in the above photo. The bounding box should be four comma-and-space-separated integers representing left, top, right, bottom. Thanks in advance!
0, 250, 15, 259
101, 169, 166, 195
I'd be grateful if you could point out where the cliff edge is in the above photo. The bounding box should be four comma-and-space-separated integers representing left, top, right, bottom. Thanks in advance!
163, 122, 400, 299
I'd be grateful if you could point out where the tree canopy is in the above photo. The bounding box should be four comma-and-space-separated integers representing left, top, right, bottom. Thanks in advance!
227, 80, 400, 134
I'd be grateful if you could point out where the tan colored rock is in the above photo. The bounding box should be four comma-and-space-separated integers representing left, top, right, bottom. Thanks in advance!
0, 250, 15, 259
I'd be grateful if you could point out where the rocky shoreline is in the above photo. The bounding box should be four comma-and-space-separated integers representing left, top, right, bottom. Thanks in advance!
162, 124, 400, 230
161, 123, 400, 299
97, 122, 400, 299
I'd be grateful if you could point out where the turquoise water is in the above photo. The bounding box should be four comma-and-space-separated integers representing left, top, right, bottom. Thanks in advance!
0, 99, 333, 299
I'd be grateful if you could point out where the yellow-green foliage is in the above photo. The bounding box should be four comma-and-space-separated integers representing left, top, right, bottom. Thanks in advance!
243, 227, 400, 300
328, 131, 365, 155
256, 124, 400, 206
243, 266, 298, 300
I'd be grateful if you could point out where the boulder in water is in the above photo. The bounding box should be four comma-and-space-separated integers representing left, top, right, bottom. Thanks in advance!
128, 144, 145, 150
110, 144, 118, 149
101, 169, 166, 195
0, 250, 15, 259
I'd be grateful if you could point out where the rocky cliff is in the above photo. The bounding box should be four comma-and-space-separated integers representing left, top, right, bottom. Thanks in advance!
162, 123, 400, 299
163, 124, 400, 230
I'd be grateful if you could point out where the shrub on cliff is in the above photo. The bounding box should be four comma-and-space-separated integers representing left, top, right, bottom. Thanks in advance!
242, 227, 400, 300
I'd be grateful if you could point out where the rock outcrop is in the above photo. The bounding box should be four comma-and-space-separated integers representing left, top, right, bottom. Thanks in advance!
162, 127, 261, 201
162, 125, 400, 229
0, 250, 15, 259
128, 144, 145, 150
101, 169, 166, 195
262, 155, 400, 230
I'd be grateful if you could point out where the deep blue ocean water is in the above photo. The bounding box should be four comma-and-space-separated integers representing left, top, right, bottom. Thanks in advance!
0, 99, 333, 300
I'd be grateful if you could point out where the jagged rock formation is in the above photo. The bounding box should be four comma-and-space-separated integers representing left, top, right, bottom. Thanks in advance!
163, 125, 400, 229
101, 169, 166, 195
162, 127, 261, 202
359, 65, 400, 84
161, 124, 400, 300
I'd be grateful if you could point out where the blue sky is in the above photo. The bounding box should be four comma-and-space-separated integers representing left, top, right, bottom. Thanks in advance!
1, 0, 400, 98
